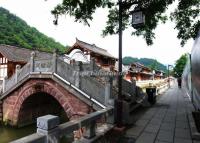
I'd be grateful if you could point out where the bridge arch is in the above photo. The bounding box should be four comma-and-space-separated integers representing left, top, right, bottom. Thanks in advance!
3, 79, 90, 126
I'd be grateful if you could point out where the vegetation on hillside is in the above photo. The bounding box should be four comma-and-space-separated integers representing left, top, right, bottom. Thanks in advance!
0, 7, 67, 53
123, 56, 167, 72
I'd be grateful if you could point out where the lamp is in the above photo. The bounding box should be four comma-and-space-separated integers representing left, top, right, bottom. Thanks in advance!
132, 5, 145, 29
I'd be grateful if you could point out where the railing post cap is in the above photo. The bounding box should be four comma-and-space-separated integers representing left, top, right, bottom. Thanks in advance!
53, 48, 58, 54
31, 51, 36, 57
37, 115, 59, 131
4, 76, 8, 80
16, 65, 21, 70
75, 61, 82, 66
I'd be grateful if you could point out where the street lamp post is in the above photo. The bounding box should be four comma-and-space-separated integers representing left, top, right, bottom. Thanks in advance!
116, 0, 145, 127
116, 0, 123, 127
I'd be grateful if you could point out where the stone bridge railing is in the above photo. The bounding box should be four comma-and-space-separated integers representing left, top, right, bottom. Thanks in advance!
1, 52, 117, 107
11, 107, 114, 143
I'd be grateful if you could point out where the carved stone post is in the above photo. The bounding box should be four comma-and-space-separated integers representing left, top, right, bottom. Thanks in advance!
0, 101, 2, 122
15, 65, 21, 83
74, 61, 82, 88
37, 115, 60, 143
105, 77, 114, 106
90, 58, 95, 71
83, 121, 96, 139
30, 52, 35, 72
2, 76, 7, 93
52, 49, 57, 73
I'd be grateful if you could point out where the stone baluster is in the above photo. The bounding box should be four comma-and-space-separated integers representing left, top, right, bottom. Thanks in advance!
2, 76, 8, 93
30, 51, 35, 72
15, 65, 21, 83
105, 77, 114, 106
74, 61, 82, 88
52, 49, 57, 73
83, 120, 96, 139
0, 101, 2, 122
90, 58, 95, 71
37, 115, 60, 143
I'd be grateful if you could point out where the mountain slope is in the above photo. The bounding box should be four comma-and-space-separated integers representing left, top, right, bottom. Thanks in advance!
0, 7, 67, 53
123, 56, 167, 72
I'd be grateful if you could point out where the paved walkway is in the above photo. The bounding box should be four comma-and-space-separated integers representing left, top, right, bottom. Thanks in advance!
125, 84, 199, 143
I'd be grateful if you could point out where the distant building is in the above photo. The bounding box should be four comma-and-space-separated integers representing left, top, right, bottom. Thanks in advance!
0, 45, 51, 80
65, 38, 117, 71
154, 70, 165, 80
125, 62, 165, 81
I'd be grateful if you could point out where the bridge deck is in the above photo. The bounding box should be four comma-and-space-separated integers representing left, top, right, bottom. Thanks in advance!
125, 83, 197, 143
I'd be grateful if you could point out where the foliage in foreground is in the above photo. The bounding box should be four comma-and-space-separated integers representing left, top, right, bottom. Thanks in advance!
51, 0, 200, 46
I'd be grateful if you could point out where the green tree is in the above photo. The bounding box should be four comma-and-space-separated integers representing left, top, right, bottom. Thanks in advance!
173, 54, 188, 77
51, 0, 199, 46
0, 7, 68, 53
149, 60, 158, 70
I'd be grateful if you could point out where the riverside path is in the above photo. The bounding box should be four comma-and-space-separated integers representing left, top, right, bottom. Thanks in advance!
125, 82, 199, 143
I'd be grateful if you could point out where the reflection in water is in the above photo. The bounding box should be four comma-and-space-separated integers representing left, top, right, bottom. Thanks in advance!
0, 92, 73, 143
0, 124, 35, 143
0, 110, 73, 143
0, 124, 73, 143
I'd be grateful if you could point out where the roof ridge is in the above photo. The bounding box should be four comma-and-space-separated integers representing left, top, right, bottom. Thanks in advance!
76, 38, 107, 52
0, 44, 53, 54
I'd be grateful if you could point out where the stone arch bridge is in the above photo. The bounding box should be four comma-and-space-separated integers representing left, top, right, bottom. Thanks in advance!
0, 52, 136, 127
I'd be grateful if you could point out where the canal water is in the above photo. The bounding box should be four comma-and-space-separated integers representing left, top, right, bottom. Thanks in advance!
0, 124, 73, 143
0, 124, 35, 143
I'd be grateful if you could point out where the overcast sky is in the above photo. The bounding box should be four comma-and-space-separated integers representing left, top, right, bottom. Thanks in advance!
0, 0, 194, 65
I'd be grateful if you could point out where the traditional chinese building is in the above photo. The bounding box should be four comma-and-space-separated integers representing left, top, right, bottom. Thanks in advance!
125, 62, 153, 81
65, 38, 117, 71
125, 62, 165, 81
154, 70, 165, 80
0, 45, 51, 80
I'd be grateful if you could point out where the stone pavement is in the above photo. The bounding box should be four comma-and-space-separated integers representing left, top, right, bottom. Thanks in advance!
125, 84, 200, 143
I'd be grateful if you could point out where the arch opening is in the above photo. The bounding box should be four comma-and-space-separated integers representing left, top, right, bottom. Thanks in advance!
18, 92, 69, 127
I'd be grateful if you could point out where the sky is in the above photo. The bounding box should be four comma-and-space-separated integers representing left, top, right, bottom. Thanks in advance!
0, 0, 194, 65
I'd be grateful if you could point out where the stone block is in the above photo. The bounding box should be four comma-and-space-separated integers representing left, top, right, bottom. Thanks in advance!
144, 124, 160, 133
136, 132, 156, 143
160, 122, 175, 131
37, 115, 59, 130
156, 130, 174, 143
175, 128, 191, 139
176, 121, 189, 129
126, 125, 144, 138
135, 119, 149, 127
174, 138, 192, 143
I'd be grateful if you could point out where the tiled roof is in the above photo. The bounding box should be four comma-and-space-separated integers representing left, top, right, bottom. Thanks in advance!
0, 45, 52, 63
131, 62, 151, 70
66, 38, 117, 59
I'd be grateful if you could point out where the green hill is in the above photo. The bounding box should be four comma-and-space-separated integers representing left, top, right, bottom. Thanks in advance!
0, 7, 67, 53
123, 56, 167, 72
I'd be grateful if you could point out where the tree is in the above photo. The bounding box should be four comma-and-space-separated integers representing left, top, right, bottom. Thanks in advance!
51, 0, 199, 46
149, 60, 158, 70
173, 54, 188, 77
0, 7, 67, 53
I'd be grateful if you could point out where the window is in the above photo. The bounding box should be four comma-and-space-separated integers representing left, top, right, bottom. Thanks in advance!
0, 57, 8, 80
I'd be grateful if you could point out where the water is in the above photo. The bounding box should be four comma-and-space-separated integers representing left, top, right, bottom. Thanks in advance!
0, 124, 35, 143
0, 124, 73, 143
